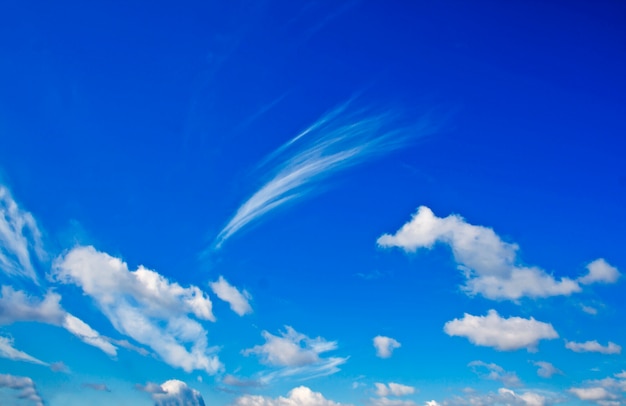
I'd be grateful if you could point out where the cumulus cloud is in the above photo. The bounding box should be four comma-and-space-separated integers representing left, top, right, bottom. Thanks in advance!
232, 386, 348, 406
377, 206, 604, 300
468, 361, 521, 386
53, 246, 221, 374
213, 101, 432, 249
578, 259, 620, 285
0, 185, 46, 282
373, 336, 401, 358
431, 388, 551, 406
568, 372, 626, 404
138, 380, 205, 406
533, 361, 562, 378
0, 336, 48, 365
209, 276, 252, 316
374, 383, 416, 397
443, 310, 558, 351
0, 373, 44, 406
369, 398, 417, 406
243, 326, 347, 381
0, 285, 117, 356
565, 340, 621, 354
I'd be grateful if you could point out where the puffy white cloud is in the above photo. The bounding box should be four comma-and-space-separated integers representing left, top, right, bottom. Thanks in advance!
432, 388, 550, 406
243, 326, 347, 381
565, 340, 621, 354
468, 361, 521, 386
0, 285, 117, 356
0, 336, 48, 365
210, 276, 252, 316
232, 386, 348, 406
443, 310, 558, 351
377, 206, 588, 300
53, 246, 221, 374
374, 383, 416, 397
578, 259, 620, 285
533, 361, 562, 378
0, 373, 44, 406
568, 372, 626, 404
424, 402, 440, 406
368, 398, 416, 406
569, 387, 615, 401
0, 185, 46, 282
373, 335, 401, 358
138, 380, 205, 406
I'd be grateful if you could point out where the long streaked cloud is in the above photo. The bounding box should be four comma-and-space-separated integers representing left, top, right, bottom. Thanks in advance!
378, 206, 618, 300
210, 276, 252, 316
213, 101, 433, 249
0, 373, 44, 406
53, 245, 221, 374
0, 336, 48, 365
0, 185, 46, 283
565, 340, 621, 354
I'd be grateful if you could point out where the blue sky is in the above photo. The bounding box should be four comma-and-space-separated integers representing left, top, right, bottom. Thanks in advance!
1, 0, 625, 405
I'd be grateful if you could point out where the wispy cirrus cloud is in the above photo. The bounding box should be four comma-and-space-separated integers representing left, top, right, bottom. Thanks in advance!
213, 100, 433, 249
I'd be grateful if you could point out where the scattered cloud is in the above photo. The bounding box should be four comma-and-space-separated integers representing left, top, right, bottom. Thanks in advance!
568, 372, 626, 405
0, 185, 46, 283
213, 101, 432, 249
374, 382, 416, 397
50, 361, 69, 373
468, 361, 521, 386
53, 246, 221, 374
138, 380, 205, 406
565, 340, 621, 354
82, 383, 111, 392
373, 335, 401, 358
443, 310, 558, 351
0, 336, 48, 365
222, 374, 263, 388
582, 305, 598, 315
431, 388, 554, 406
210, 276, 252, 316
533, 361, 562, 378
232, 386, 348, 406
0, 373, 44, 406
578, 259, 620, 285
377, 206, 609, 300
569, 387, 615, 402
368, 398, 417, 406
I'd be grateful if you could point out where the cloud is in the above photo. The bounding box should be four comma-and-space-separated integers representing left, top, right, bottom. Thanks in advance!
232, 386, 348, 406
213, 101, 432, 249
53, 246, 221, 374
374, 383, 416, 397
243, 326, 347, 381
565, 340, 621, 354
0, 285, 117, 356
0, 373, 44, 406
443, 310, 558, 351
222, 374, 263, 388
373, 336, 401, 358
50, 361, 69, 372
578, 259, 620, 285
138, 380, 205, 406
377, 206, 592, 300
582, 305, 598, 315
468, 361, 521, 386
533, 361, 562, 378
569, 372, 626, 404
432, 388, 552, 406
0, 336, 48, 365
369, 398, 417, 406
0, 185, 46, 283
210, 276, 252, 316
82, 383, 111, 392
569, 387, 615, 401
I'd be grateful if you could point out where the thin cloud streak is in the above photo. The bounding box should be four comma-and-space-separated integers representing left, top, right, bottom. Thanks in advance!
213, 101, 433, 249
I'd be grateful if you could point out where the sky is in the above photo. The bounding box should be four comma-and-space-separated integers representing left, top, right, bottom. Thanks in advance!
0, 0, 625, 405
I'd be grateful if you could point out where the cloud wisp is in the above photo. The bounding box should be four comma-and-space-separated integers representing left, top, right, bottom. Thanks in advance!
213, 101, 433, 249
0, 373, 44, 406
209, 276, 252, 316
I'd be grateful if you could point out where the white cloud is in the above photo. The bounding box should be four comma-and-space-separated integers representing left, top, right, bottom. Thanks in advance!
222, 374, 262, 388
377, 206, 587, 300
210, 276, 252, 316
0, 373, 44, 406
369, 398, 417, 406
0, 285, 117, 356
443, 310, 558, 351
468, 361, 521, 386
568, 373, 626, 404
565, 340, 621, 354
232, 386, 348, 406
0, 336, 48, 365
424, 402, 440, 406
373, 336, 401, 358
582, 305, 598, 315
578, 259, 620, 285
243, 326, 347, 381
374, 383, 416, 397
0, 185, 46, 283
139, 380, 205, 406
433, 388, 550, 406
82, 383, 111, 392
213, 101, 432, 249
533, 361, 562, 378
53, 246, 221, 374
569, 387, 615, 401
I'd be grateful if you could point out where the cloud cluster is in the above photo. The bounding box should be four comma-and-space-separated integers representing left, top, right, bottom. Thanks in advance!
0, 185, 46, 282
373, 336, 401, 358
0, 373, 44, 406
569, 371, 626, 405
138, 379, 206, 406
378, 206, 619, 300
443, 310, 558, 351
431, 388, 552, 406
53, 246, 221, 374
233, 386, 347, 406
468, 361, 521, 386
210, 276, 252, 316
565, 340, 621, 354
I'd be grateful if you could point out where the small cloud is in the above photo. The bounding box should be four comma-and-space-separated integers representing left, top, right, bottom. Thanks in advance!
444, 310, 558, 351
578, 258, 620, 285
50, 361, 69, 373
581, 305, 598, 315
532, 361, 562, 378
374, 382, 416, 397
233, 386, 348, 406
0, 336, 48, 365
141, 380, 206, 406
209, 276, 252, 316
222, 374, 262, 388
0, 373, 44, 406
565, 340, 621, 354
468, 360, 521, 386
373, 335, 401, 358
82, 383, 111, 392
